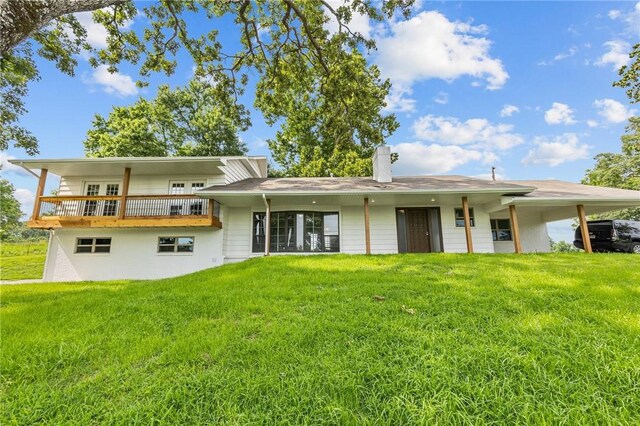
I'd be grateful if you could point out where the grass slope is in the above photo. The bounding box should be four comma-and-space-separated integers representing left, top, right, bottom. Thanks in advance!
0, 241, 47, 281
1, 254, 640, 424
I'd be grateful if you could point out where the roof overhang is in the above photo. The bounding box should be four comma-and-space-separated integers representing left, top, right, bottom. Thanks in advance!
9, 156, 266, 177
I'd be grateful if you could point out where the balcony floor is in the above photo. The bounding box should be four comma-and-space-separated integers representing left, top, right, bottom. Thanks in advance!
28, 216, 222, 229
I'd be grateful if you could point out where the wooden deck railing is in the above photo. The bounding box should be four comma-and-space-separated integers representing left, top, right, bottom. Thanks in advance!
30, 195, 221, 229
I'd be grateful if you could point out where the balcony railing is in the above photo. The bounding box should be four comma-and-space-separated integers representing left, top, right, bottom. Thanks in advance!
30, 195, 221, 229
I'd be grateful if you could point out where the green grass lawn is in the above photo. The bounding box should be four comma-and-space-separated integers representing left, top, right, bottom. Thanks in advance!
0, 240, 47, 281
1, 254, 639, 424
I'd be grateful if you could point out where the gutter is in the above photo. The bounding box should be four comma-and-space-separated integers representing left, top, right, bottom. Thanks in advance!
262, 194, 270, 256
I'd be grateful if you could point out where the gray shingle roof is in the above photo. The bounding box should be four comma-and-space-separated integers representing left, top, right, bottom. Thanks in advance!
201, 175, 535, 194
507, 180, 640, 200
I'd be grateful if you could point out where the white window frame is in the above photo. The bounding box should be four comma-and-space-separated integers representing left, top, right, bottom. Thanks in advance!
157, 236, 195, 254
168, 180, 206, 195
75, 237, 112, 254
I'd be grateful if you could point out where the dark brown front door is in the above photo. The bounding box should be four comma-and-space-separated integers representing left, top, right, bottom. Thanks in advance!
406, 209, 431, 253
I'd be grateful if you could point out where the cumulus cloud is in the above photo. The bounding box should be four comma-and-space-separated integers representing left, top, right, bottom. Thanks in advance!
0, 153, 30, 176
586, 119, 599, 128
412, 115, 524, 150
383, 87, 416, 113
391, 142, 495, 175
608, 2, 640, 36
86, 65, 138, 97
595, 40, 631, 70
375, 10, 508, 102
323, 0, 373, 39
593, 98, 636, 123
433, 92, 449, 105
500, 104, 519, 117
544, 102, 576, 125
73, 9, 135, 51
608, 10, 622, 20
522, 133, 590, 166
14, 188, 34, 216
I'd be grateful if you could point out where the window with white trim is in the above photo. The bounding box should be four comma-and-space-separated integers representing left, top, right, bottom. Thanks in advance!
454, 208, 475, 227
158, 236, 195, 253
75, 238, 112, 254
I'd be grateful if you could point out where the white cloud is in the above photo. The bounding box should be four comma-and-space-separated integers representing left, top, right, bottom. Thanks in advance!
392, 142, 494, 174
608, 10, 621, 20
323, 0, 372, 39
87, 65, 138, 97
500, 104, 519, 117
522, 133, 590, 166
411, 115, 524, 150
14, 188, 34, 217
433, 92, 449, 105
376, 11, 508, 95
73, 9, 135, 50
586, 119, 599, 128
593, 98, 636, 123
0, 153, 30, 176
383, 87, 416, 113
595, 40, 631, 70
544, 102, 576, 125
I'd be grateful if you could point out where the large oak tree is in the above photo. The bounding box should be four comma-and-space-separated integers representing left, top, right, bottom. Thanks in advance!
1, 0, 412, 175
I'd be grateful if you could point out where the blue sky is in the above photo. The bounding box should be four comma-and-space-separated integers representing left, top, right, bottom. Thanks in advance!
2, 1, 639, 242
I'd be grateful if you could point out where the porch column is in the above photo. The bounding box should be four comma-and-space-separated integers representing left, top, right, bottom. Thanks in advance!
118, 167, 131, 219
576, 204, 592, 253
509, 205, 523, 254
31, 168, 48, 220
462, 196, 473, 253
265, 198, 271, 256
364, 197, 371, 255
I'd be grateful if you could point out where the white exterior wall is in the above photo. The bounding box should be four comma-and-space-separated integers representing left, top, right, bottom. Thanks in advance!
223, 206, 254, 263
369, 206, 399, 254
341, 206, 366, 254
492, 210, 551, 253
44, 228, 223, 281
222, 160, 255, 184
439, 204, 495, 253
59, 175, 225, 196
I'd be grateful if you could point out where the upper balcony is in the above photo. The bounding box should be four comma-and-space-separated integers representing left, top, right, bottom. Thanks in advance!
6, 157, 260, 230
30, 195, 221, 229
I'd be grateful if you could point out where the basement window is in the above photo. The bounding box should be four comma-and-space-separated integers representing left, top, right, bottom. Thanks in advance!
158, 237, 194, 253
491, 219, 512, 241
454, 208, 475, 227
75, 238, 112, 254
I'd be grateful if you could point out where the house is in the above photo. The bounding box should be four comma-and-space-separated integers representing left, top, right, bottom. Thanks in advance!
10, 148, 640, 282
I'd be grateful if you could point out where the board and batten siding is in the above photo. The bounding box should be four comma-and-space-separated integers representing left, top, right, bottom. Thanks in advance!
44, 228, 223, 281
222, 206, 254, 263
491, 210, 551, 253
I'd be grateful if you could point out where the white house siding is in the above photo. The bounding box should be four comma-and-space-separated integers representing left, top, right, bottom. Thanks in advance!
369, 206, 399, 254
439, 204, 495, 253
222, 159, 255, 184
491, 210, 551, 253
58, 175, 226, 196
43, 228, 223, 281
222, 207, 253, 263
341, 206, 366, 254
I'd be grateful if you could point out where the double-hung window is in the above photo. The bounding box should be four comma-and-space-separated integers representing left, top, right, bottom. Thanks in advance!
491, 219, 512, 241
454, 208, 475, 227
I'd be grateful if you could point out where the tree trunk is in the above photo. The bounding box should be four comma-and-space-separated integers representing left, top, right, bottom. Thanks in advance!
0, 0, 125, 56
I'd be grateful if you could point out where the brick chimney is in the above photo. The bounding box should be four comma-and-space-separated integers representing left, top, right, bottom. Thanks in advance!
373, 146, 392, 183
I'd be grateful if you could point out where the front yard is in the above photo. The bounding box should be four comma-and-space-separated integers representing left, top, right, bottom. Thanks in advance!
1, 254, 639, 424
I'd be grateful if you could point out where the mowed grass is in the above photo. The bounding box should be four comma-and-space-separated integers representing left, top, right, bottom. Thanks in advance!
1, 254, 640, 424
0, 241, 47, 281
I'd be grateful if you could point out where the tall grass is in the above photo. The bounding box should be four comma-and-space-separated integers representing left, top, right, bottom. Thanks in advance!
0, 240, 47, 280
1, 253, 639, 424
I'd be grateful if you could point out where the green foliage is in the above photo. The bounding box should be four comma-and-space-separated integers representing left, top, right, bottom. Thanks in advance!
0, 241, 47, 280
583, 116, 640, 220
3, 0, 413, 166
3, 222, 49, 243
84, 80, 249, 157
614, 42, 640, 103
550, 238, 578, 253
2, 254, 640, 423
0, 179, 24, 241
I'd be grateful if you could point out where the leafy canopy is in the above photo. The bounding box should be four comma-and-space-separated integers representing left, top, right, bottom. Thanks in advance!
582, 117, 640, 220
84, 80, 249, 157
1, 0, 413, 176
0, 179, 24, 241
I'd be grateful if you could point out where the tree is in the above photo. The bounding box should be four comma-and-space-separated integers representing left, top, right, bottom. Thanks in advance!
0, 178, 24, 241
582, 116, 640, 221
1, 0, 411, 175
84, 80, 249, 157
615, 42, 640, 103
550, 238, 579, 253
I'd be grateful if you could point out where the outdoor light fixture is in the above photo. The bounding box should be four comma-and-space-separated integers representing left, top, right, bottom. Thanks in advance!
312, 200, 316, 204
430, 198, 436, 202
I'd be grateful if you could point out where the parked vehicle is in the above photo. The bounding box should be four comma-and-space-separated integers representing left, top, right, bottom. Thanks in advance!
574, 220, 640, 253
